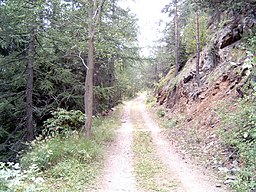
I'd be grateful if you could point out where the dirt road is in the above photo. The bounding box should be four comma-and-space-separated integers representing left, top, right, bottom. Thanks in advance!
86, 94, 229, 192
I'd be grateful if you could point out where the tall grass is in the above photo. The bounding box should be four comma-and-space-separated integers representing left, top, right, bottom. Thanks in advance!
1, 108, 121, 192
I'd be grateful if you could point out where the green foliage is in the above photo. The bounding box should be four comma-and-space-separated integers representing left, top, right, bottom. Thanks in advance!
215, 35, 256, 192
21, 134, 101, 171
149, 0, 204, 85
219, 99, 256, 192
157, 108, 166, 118
184, 13, 208, 55
0, 0, 140, 161
247, 35, 256, 53
156, 67, 175, 91
43, 108, 85, 136
145, 93, 157, 107
164, 119, 177, 129
0, 162, 47, 192
190, 0, 253, 12
46, 158, 99, 191
116, 64, 144, 99
18, 109, 120, 191
94, 85, 116, 111
133, 131, 177, 191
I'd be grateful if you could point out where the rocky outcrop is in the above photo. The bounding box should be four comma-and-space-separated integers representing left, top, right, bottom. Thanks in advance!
218, 26, 242, 49
154, 5, 256, 190
156, 4, 256, 111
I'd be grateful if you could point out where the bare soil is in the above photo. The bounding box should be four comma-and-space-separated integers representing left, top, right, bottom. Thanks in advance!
86, 94, 231, 192
87, 101, 137, 192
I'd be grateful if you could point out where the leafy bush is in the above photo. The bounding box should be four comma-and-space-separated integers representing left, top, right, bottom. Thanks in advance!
43, 108, 85, 136
0, 162, 47, 192
219, 99, 256, 192
164, 119, 177, 129
145, 93, 157, 107
217, 35, 256, 192
18, 107, 121, 191
156, 108, 166, 118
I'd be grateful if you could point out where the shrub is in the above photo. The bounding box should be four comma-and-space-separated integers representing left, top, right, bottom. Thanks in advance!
184, 13, 208, 55
156, 108, 166, 118
219, 99, 256, 192
164, 119, 177, 129
0, 162, 47, 191
145, 94, 156, 104
217, 35, 256, 192
43, 108, 85, 136
18, 107, 121, 191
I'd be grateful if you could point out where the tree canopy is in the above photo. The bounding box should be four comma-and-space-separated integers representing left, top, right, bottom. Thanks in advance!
0, 0, 140, 161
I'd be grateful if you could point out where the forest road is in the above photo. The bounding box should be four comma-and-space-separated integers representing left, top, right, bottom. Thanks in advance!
85, 93, 230, 192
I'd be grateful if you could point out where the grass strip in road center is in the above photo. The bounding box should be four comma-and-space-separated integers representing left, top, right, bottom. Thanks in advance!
133, 130, 178, 192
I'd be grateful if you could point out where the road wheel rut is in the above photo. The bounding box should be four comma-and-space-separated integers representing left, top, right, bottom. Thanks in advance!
88, 101, 137, 192
86, 95, 230, 192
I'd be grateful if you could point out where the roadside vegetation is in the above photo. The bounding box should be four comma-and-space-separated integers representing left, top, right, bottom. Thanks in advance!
218, 98, 256, 192
218, 38, 256, 191
148, 35, 256, 192
1, 1, 255, 192
0, 108, 121, 191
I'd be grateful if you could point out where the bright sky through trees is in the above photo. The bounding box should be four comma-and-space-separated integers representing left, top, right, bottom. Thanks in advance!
119, 0, 169, 56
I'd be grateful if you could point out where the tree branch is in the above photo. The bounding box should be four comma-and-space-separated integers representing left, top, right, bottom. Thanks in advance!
92, 0, 106, 35
63, 52, 88, 69
78, 51, 88, 69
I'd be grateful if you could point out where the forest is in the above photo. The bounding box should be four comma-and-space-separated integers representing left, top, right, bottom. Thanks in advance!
0, 0, 142, 159
0, 0, 255, 191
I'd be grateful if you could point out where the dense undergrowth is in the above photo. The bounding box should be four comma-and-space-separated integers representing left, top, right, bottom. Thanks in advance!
218, 98, 256, 192
0, 108, 121, 192
220, 36, 256, 192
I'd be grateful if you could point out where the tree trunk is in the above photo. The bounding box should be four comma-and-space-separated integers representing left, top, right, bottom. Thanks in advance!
108, 0, 116, 109
84, 0, 94, 137
195, 11, 200, 86
154, 62, 158, 81
108, 57, 115, 109
26, 30, 35, 141
174, 0, 179, 77
84, 0, 105, 137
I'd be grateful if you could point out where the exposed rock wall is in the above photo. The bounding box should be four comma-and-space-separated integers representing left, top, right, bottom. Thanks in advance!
157, 5, 256, 111
155, 5, 256, 182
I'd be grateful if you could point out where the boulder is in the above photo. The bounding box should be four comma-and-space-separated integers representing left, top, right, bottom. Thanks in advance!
218, 26, 242, 49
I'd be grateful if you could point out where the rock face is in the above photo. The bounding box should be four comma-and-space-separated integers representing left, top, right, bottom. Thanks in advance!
218, 26, 242, 49
157, 5, 256, 111
155, 4, 256, 181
